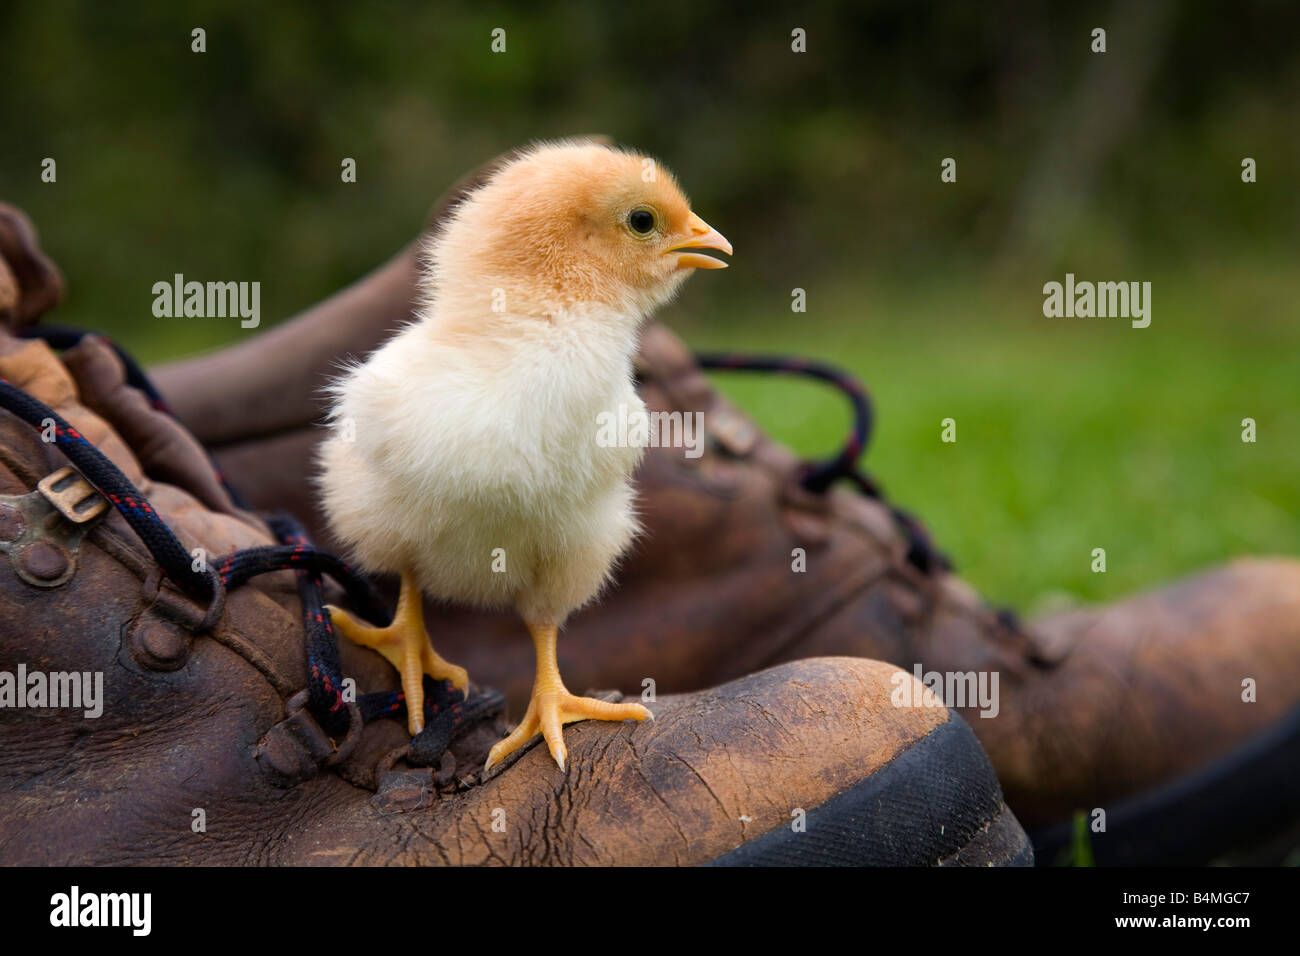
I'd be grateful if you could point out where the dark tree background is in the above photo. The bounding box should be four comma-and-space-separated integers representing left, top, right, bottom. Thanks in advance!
2, 1, 1295, 349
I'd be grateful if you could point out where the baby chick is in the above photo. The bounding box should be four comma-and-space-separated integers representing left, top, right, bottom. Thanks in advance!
318, 141, 731, 772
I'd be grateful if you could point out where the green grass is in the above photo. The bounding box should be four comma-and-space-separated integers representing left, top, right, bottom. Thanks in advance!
667, 257, 1299, 612
1070, 811, 1096, 867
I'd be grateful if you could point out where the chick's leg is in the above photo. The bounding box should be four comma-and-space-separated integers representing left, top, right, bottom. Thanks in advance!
485, 621, 651, 773
327, 570, 468, 736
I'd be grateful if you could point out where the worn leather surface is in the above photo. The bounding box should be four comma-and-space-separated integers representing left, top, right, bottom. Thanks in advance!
286, 658, 949, 866
0, 316, 983, 865
147, 149, 1300, 829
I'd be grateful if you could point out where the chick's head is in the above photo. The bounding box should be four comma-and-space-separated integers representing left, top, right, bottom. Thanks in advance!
428, 141, 731, 320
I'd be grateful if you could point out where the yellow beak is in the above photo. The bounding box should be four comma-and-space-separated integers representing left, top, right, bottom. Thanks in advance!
667, 212, 732, 270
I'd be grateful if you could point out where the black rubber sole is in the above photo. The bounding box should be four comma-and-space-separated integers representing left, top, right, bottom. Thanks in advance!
1029, 702, 1300, 866
707, 713, 1033, 866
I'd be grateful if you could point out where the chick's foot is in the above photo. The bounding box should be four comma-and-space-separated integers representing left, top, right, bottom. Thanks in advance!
485, 621, 649, 773
326, 570, 468, 736
485, 688, 650, 774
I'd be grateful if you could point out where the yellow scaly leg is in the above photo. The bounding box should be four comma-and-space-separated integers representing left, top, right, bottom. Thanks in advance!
327, 570, 469, 736
485, 621, 650, 773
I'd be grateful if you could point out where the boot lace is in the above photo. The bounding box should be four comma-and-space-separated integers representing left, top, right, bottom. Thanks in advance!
695, 352, 952, 575
3, 327, 504, 768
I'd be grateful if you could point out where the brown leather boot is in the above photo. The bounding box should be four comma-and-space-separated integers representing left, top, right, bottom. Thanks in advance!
0, 214, 1031, 867
148, 150, 1300, 866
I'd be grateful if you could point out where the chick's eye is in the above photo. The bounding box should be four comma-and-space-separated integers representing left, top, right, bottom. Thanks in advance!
628, 209, 656, 235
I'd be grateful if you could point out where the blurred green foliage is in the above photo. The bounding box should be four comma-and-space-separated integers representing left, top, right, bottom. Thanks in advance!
695, 260, 1299, 609
1070, 810, 1096, 867
0, 1, 1296, 607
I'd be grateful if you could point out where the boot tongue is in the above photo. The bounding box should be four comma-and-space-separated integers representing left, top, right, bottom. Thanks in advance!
636, 322, 704, 387
635, 321, 719, 410
0, 204, 63, 332
0, 258, 17, 320
61, 335, 243, 517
